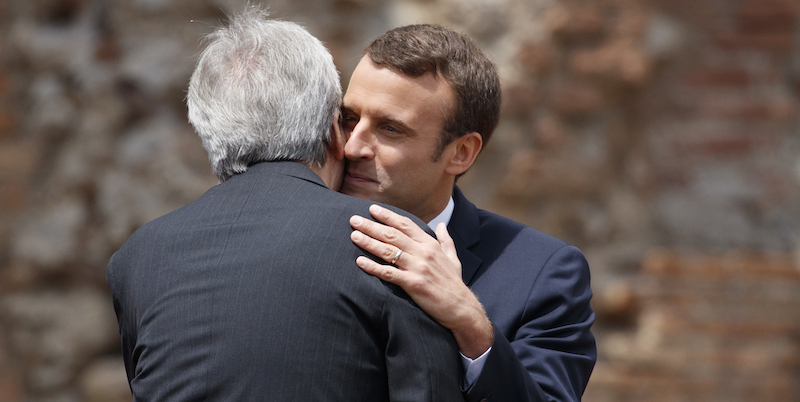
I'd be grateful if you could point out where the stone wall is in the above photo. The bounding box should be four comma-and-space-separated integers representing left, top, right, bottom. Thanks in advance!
0, 0, 798, 401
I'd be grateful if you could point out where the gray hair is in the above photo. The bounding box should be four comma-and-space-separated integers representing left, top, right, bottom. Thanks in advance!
187, 6, 341, 182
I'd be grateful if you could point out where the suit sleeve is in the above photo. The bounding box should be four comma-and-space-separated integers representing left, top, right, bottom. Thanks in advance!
465, 245, 596, 402
381, 285, 466, 402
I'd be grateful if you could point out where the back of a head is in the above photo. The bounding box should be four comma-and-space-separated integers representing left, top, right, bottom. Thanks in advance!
187, 6, 341, 182
365, 24, 501, 152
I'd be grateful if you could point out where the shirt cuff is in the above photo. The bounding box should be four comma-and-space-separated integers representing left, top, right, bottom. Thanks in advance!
460, 347, 492, 387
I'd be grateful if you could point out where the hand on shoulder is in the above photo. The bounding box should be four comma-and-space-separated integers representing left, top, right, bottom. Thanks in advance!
350, 205, 493, 358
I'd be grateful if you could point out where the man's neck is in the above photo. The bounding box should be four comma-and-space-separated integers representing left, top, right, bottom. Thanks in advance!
427, 196, 455, 229
308, 161, 342, 191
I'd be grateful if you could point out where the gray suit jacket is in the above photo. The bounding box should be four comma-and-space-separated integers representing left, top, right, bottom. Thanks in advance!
107, 161, 463, 402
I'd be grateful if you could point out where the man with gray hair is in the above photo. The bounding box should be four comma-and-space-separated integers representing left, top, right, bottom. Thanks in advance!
107, 7, 462, 401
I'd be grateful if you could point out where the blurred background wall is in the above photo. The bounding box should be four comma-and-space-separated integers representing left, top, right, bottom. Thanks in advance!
0, 0, 799, 401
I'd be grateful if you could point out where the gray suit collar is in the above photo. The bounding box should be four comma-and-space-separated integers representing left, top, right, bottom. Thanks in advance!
247, 161, 328, 189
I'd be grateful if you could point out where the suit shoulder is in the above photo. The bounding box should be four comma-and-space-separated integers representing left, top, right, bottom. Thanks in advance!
122, 204, 185, 243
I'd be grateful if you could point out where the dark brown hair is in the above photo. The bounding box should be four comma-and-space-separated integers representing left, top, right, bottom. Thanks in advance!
365, 24, 501, 158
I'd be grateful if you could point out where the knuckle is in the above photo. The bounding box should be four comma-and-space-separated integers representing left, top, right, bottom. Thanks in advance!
405, 277, 426, 294
418, 247, 436, 262
397, 216, 414, 230
384, 228, 400, 242
383, 267, 395, 281
359, 219, 374, 232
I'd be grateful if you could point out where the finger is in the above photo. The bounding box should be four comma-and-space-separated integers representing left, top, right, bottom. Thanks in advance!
351, 229, 405, 264
356, 256, 407, 285
434, 222, 458, 260
368, 204, 433, 242
435, 223, 462, 273
350, 214, 412, 249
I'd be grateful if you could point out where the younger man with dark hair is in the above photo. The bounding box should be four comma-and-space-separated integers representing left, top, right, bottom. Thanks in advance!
344, 24, 596, 402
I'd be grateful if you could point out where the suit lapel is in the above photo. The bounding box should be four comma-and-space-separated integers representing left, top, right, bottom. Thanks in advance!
447, 186, 483, 286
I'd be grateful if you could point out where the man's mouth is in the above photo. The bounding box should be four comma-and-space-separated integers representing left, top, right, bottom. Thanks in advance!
344, 170, 377, 185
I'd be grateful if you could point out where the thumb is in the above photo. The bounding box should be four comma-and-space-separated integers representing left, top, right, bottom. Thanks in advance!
435, 223, 461, 270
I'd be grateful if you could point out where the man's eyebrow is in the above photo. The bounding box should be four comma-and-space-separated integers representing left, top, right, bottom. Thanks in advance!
340, 105, 415, 134
374, 113, 413, 133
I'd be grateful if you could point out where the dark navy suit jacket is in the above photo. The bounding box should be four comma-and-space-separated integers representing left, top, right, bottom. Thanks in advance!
107, 161, 463, 402
449, 186, 596, 402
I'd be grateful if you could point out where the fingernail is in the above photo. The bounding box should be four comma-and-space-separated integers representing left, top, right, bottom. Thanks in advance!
351, 215, 363, 226
351, 231, 362, 241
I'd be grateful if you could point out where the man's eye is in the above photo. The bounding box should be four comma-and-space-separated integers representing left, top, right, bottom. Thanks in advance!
381, 125, 400, 134
341, 115, 358, 129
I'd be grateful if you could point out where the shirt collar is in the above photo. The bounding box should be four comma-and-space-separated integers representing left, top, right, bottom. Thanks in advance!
426, 196, 455, 230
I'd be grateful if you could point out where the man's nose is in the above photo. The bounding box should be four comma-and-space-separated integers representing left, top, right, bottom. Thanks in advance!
344, 122, 375, 160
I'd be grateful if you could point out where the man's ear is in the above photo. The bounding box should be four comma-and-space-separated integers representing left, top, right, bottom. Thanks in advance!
328, 110, 346, 161
445, 132, 482, 176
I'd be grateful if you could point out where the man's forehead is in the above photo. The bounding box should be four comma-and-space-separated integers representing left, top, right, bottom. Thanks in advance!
349, 57, 450, 94
344, 59, 454, 122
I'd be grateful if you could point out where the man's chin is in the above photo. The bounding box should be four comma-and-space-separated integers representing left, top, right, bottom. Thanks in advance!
341, 184, 387, 205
